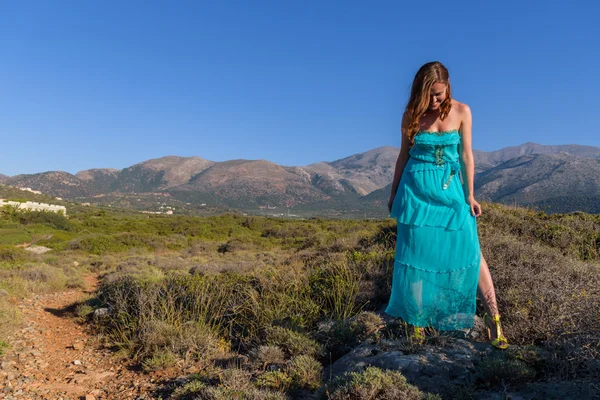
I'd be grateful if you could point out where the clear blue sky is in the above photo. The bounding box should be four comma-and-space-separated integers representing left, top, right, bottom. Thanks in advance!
1, 0, 598, 176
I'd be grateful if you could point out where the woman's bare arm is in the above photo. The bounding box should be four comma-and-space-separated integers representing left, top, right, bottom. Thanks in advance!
388, 114, 411, 211
458, 104, 476, 201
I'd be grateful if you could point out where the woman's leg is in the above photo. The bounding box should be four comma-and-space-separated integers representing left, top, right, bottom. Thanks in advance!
477, 252, 505, 340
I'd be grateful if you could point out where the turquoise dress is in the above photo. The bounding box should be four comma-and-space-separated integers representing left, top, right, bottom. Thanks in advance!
385, 129, 481, 330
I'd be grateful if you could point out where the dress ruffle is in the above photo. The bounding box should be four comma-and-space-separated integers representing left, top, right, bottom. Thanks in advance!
389, 163, 470, 231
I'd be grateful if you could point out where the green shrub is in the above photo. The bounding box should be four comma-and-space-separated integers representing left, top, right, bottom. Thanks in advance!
190, 367, 289, 400
475, 353, 536, 386
309, 261, 363, 320
97, 274, 233, 361
264, 326, 323, 359
172, 379, 207, 398
0, 340, 9, 356
139, 319, 226, 363
252, 345, 286, 369
0, 245, 27, 265
0, 228, 31, 245
326, 366, 440, 400
317, 312, 384, 361
69, 234, 127, 255
17, 210, 72, 231
255, 370, 292, 392
141, 350, 178, 372
286, 354, 322, 390
76, 304, 95, 319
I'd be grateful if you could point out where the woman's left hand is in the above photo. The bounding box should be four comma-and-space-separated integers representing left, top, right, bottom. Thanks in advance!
468, 196, 482, 217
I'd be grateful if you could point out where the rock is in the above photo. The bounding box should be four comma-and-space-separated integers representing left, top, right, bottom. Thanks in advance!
30, 350, 42, 357
71, 342, 84, 351
326, 322, 600, 400
85, 395, 96, 400
73, 360, 82, 366
73, 261, 79, 267
24, 245, 52, 254
92, 308, 109, 319
327, 336, 490, 395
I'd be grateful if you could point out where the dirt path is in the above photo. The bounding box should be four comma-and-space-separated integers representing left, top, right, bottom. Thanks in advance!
0, 275, 158, 400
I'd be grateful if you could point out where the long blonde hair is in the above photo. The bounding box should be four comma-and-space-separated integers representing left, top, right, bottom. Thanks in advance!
402, 61, 453, 145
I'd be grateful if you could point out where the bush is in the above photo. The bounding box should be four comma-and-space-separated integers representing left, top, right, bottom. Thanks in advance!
255, 370, 292, 392
139, 319, 226, 363
97, 274, 234, 362
68, 234, 127, 255
0, 340, 9, 356
326, 366, 440, 400
0, 245, 27, 264
317, 312, 385, 361
286, 354, 322, 391
251, 345, 286, 370
309, 261, 363, 320
141, 350, 178, 372
172, 379, 208, 398
264, 326, 324, 359
475, 353, 536, 386
17, 210, 72, 231
173, 367, 289, 400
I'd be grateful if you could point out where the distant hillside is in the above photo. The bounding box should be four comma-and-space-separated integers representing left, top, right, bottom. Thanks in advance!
305, 146, 398, 195
2, 141, 599, 215
475, 153, 600, 205
4, 171, 96, 198
169, 159, 329, 208
361, 152, 600, 216
473, 142, 600, 172
529, 195, 600, 214
76, 168, 120, 193
110, 156, 216, 193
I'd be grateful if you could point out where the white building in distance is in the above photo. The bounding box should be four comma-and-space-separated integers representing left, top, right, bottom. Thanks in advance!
0, 200, 67, 215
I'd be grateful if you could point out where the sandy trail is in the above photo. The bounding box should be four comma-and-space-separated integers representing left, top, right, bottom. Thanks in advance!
0, 275, 158, 400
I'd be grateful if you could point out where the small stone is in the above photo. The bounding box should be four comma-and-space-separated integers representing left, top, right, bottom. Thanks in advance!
92, 308, 109, 319
73, 261, 79, 267
73, 360, 82, 366
72, 342, 84, 351
30, 350, 42, 357
85, 395, 96, 400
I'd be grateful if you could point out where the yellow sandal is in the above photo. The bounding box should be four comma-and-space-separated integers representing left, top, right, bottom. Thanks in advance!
411, 326, 426, 344
483, 313, 509, 350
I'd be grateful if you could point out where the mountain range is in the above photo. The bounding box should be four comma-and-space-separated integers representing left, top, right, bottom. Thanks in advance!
1, 142, 599, 215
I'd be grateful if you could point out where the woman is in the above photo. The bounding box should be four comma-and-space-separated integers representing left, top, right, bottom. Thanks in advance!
385, 61, 508, 349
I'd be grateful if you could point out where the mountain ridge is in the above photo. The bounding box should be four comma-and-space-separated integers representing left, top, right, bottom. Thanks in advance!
2, 142, 599, 214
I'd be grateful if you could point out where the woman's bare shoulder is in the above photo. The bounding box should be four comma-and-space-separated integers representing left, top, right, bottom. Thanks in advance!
451, 99, 471, 116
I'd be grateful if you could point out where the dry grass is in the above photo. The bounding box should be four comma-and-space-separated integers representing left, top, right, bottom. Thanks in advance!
478, 205, 600, 379
4, 204, 596, 397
